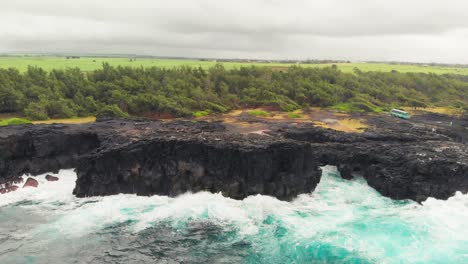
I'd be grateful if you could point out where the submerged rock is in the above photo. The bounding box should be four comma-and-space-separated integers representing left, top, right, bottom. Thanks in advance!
0, 186, 18, 194
0, 183, 18, 194
23, 178, 38, 188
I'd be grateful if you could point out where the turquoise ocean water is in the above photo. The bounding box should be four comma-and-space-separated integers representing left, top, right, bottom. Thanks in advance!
0, 167, 467, 263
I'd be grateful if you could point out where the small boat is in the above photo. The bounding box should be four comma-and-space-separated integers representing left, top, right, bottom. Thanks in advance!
390, 109, 410, 119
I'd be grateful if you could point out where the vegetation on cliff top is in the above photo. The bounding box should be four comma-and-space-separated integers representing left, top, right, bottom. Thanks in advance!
0, 63, 467, 120
0, 118, 32, 126
287, 113, 303, 118
248, 110, 271, 117
193, 110, 210, 118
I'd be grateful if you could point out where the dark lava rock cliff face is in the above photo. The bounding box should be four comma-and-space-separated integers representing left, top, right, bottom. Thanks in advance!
1, 115, 467, 203
73, 135, 320, 201
0, 120, 320, 201
277, 115, 468, 202
0, 124, 100, 185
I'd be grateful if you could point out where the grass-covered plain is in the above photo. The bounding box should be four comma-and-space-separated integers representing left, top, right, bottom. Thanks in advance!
1, 56, 468, 75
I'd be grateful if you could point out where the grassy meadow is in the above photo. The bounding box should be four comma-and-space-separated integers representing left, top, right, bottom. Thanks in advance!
1, 56, 468, 75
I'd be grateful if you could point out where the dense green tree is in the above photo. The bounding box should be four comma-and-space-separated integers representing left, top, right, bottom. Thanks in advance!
24, 101, 48, 120
0, 64, 466, 120
96, 104, 129, 119
0, 86, 23, 112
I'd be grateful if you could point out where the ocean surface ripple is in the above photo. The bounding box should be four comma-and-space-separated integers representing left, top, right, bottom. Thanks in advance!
1, 167, 467, 264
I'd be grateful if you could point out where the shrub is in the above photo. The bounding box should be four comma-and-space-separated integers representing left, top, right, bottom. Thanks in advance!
96, 104, 129, 119
193, 110, 210, 118
47, 98, 77, 118
287, 113, 302, 118
331, 103, 362, 112
203, 102, 228, 113
24, 102, 49, 120
331, 99, 383, 113
248, 110, 270, 117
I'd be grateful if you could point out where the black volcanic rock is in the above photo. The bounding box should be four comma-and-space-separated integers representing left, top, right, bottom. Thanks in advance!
45, 175, 59, 181
0, 116, 467, 202
0, 124, 100, 185
278, 120, 468, 202
73, 134, 320, 201
0, 120, 321, 201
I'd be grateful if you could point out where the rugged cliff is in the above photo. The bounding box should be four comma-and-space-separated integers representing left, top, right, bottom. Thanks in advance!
0, 120, 320, 201
0, 124, 100, 185
73, 134, 320, 200
279, 116, 468, 202
1, 115, 467, 202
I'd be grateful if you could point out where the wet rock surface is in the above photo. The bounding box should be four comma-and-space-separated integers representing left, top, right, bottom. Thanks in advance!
73, 135, 319, 201
0, 114, 467, 202
45, 175, 59, 181
0, 124, 100, 185
275, 114, 468, 202
0, 183, 19, 194
23, 178, 38, 188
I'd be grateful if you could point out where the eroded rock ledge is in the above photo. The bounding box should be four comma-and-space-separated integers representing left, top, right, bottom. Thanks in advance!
0, 124, 100, 184
279, 123, 468, 202
1, 115, 467, 202
73, 135, 319, 200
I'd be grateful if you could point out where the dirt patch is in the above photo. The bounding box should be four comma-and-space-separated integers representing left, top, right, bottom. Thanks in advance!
313, 118, 368, 133
33, 117, 96, 124
218, 108, 369, 133
0, 113, 23, 120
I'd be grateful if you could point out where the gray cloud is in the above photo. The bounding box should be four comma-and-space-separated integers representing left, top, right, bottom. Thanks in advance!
1, 0, 468, 63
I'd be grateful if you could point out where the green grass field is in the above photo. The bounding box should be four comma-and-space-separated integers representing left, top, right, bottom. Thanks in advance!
0, 56, 468, 75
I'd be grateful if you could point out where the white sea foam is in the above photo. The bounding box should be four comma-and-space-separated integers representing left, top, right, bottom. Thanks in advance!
0, 169, 77, 208
1, 166, 467, 263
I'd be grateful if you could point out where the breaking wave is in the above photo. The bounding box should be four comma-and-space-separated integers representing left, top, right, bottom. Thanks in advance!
1, 167, 467, 263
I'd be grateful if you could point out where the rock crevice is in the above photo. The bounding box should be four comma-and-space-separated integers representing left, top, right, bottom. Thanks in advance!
1, 116, 467, 202
73, 136, 320, 201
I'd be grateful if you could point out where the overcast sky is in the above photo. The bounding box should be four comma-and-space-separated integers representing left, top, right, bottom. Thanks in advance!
1, 0, 468, 63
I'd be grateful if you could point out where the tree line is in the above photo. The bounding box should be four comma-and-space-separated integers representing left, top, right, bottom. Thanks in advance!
0, 63, 467, 120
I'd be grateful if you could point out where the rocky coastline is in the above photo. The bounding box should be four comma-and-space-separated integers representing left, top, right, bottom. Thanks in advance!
1, 114, 467, 202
